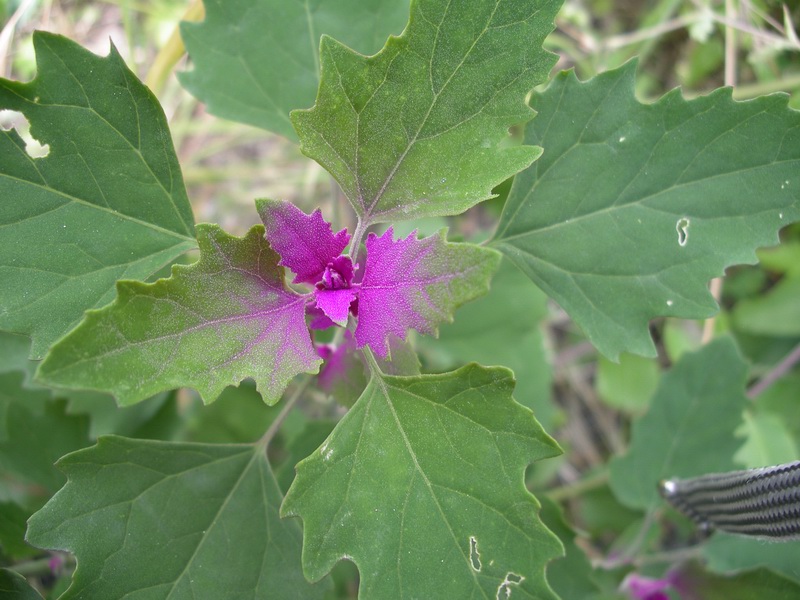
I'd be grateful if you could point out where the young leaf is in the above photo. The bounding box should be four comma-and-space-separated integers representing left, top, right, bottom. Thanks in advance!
609, 336, 748, 511
26, 437, 329, 599
293, 0, 561, 225
37, 225, 320, 406
491, 62, 800, 359
180, 0, 410, 140
355, 229, 501, 356
0, 32, 196, 359
282, 364, 563, 599
257, 198, 350, 285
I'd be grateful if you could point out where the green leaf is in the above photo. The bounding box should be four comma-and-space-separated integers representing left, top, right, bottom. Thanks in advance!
609, 336, 748, 510
274, 419, 337, 494
0, 32, 197, 358
0, 502, 37, 559
734, 409, 799, 468
294, 0, 561, 225
732, 274, 800, 336
703, 532, 800, 583
596, 353, 660, 414
37, 224, 321, 406
183, 380, 280, 444
64, 390, 180, 440
0, 331, 34, 377
282, 363, 563, 599
491, 62, 800, 359
0, 569, 44, 600
0, 371, 50, 442
672, 562, 800, 599
180, 0, 410, 140
26, 436, 330, 600
538, 497, 602, 599
422, 258, 557, 429
0, 398, 90, 497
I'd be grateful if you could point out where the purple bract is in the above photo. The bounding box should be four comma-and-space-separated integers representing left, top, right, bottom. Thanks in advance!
258, 199, 494, 361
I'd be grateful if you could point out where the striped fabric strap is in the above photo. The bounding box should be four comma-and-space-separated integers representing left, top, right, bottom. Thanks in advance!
659, 461, 800, 541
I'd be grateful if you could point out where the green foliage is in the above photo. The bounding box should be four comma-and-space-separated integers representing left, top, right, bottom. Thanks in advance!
538, 497, 602, 599
0, 569, 44, 600
703, 533, 800, 583
672, 562, 800, 600
26, 436, 329, 599
596, 353, 660, 414
609, 337, 748, 510
423, 258, 557, 428
37, 225, 320, 406
282, 364, 562, 599
0, 32, 196, 358
293, 0, 561, 225
180, 0, 410, 139
491, 62, 800, 359
2, 0, 800, 598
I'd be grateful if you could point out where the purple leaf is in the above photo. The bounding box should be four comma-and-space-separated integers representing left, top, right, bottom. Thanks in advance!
257, 199, 349, 285
314, 288, 357, 326
355, 228, 501, 357
306, 304, 336, 330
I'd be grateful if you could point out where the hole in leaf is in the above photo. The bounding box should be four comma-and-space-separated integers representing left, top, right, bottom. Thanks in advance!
496, 572, 524, 600
469, 536, 482, 572
676, 217, 690, 247
0, 109, 50, 158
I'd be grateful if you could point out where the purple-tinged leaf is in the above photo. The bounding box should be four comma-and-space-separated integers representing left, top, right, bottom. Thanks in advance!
317, 331, 366, 408
355, 228, 500, 357
257, 198, 349, 285
37, 225, 321, 406
314, 288, 357, 326
307, 304, 337, 330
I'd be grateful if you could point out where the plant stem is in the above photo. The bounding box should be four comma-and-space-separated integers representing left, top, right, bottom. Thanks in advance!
9, 556, 66, 576
143, 0, 205, 95
747, 342, 800, 399
546, 470, 610, 501
348, 217, 369, 265
633, 544, 703, 567
257, 375, 312, 450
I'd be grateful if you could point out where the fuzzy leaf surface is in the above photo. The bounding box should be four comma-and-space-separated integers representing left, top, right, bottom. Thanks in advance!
0, 33, 196, 358
356, 229, 501, 357
282, 364, 563, 599
294, 0, 561, 224
180, 0, 410, 140
26, 436, 329, 600
492, 62, 800, 359
37, 225, 320, 406
609, 337, 748, 511
257, 198, 350, 285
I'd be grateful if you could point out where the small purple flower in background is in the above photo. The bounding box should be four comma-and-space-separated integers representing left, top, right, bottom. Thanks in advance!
622, 572, 676, 600
256, 198, 500, 361
49, 553, 66, 575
